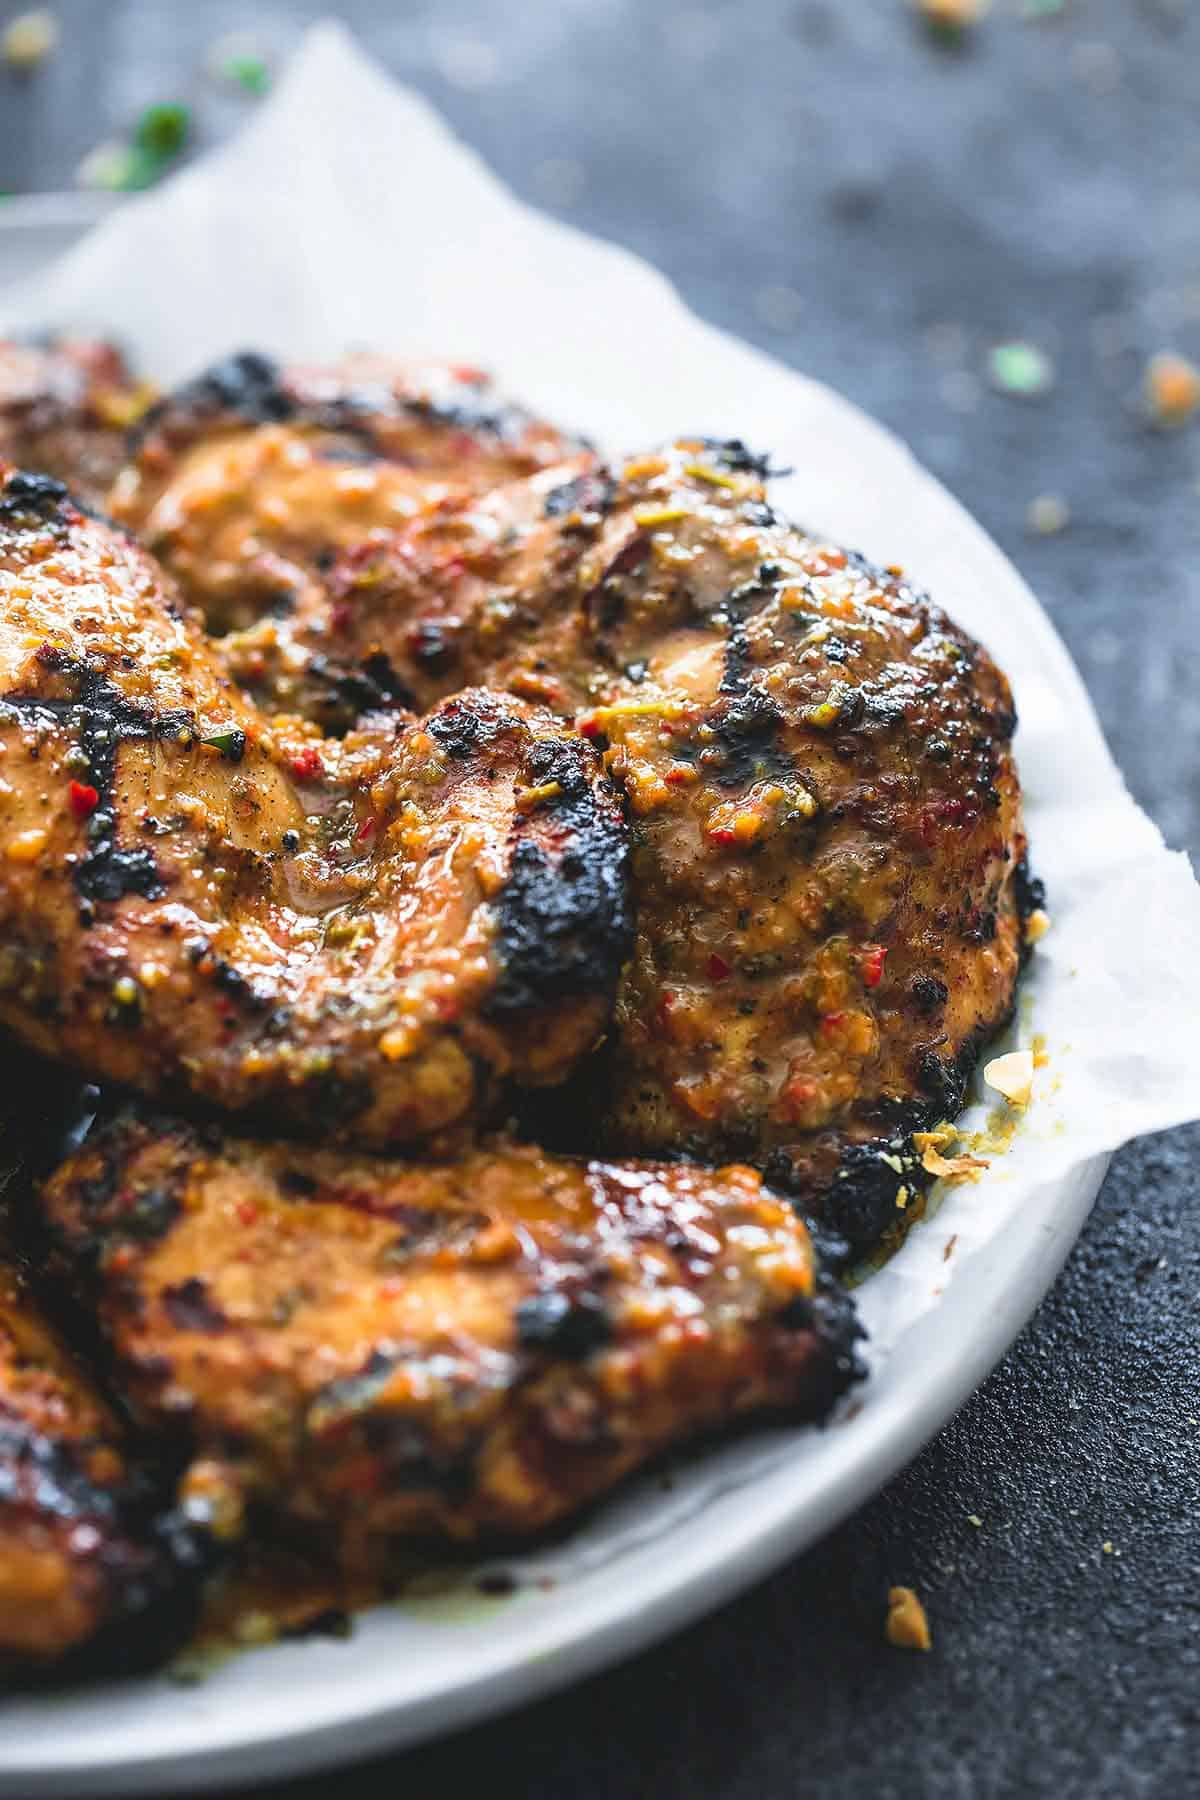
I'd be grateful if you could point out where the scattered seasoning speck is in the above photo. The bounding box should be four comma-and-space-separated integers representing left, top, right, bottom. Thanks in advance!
983, 1049, 1035, 1107
76, 141, 140, 192
916, 0, 987, 41
966, 1513, 984, 1528
135, 102, 190, 160
987, 342, 1056, 398
1144, 352, 1200, 426
1026, 494, 1070, 536
1024, 907, 1052, 945
1, 9, 59, 71
885, 1586, 932, 1651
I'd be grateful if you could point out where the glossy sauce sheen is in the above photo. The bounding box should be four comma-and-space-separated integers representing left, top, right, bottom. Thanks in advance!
40, 1114, 858, 1564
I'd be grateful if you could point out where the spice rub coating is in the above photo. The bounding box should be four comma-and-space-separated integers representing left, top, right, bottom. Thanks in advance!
0, 1250, 199, 1673
578, 447, 1026, 1251
38, 1111, 860, 1564
108, 351, 585, 726
0, 337, 154, 510
0, 469, 631, 1145
290, 439, 1028, 1252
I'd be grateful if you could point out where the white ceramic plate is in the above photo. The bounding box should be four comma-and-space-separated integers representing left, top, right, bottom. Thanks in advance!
0, 192, 1130, 1795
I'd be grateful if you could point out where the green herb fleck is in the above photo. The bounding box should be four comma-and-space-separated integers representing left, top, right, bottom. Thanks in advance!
987, 341, 1055, 399
135, 102, 190, 160
221, 55, 271, 95
201, 727, 247, 764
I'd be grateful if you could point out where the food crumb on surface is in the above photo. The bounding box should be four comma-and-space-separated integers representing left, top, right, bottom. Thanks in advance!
1024, 907, 1052, 944
1026, 495, 1070, 537
983, 1049, 1035, 1107
1, 8, 58, 70
915, 0, 988, 36
885, 1585, 932, 1651
966, 1513, 984, 1528
988, 341, 1055, 398
1144, 351, 1200, 426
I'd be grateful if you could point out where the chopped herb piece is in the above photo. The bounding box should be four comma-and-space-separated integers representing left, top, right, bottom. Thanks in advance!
221, 55, 271, 95
987, 341, 1055, 398
200, 727, 247, 763
135, 102, 190, 160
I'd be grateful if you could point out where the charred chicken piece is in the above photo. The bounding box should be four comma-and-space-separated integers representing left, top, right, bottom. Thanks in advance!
0, 1248, 202, 1674
108, 351, 585, 727
283, 439, 1030, 1255
575, 445, 1027, 1253
38, 1110, 860, 1563
0, 337, 154, 510
0, 469, 630, 1145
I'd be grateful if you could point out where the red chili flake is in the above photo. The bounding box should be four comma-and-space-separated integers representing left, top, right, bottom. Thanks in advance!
664, 767, 691, 786
577, 713, 602, 739
820, 1011, 846, 1036
237, 1202, 258, 1228
354, 816, 376, 845
68, 780, 99, 818
289, 746, 323, 782
781, 1074, 817, 1116
707, 825, 738, 847
656, 989, 677, 1029
861, 945, 887, 988
707, 953, 732, 982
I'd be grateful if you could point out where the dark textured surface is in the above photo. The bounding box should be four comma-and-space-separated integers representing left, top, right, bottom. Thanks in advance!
2, 3, 1198, 1795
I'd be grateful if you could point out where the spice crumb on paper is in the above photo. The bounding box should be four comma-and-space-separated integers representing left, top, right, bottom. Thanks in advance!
885, 1586, 932, 1651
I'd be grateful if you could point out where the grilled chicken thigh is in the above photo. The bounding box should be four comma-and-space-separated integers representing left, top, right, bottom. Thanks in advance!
109, 352, 584, 729
0, 469, 630, 1144
38, 1111, 859, 1564
0, 1246, 200, 1672
272, 438, 1029, 1251
0, 337, 152, 509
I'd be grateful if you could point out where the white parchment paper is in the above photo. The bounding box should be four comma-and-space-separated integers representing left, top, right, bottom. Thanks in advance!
1, 25, 1199, 1786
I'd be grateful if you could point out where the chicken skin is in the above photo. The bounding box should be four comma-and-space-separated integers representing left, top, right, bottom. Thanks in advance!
0, 337, 154, 510
0, 468, 631, 1144
37, 1110, 859, 1566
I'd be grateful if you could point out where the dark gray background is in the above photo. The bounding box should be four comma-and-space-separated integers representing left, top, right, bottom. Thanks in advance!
2, 3, 1198, 1796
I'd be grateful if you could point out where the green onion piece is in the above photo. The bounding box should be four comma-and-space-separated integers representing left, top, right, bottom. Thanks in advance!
987, 342, 1055, 398
222, 55, 271, 95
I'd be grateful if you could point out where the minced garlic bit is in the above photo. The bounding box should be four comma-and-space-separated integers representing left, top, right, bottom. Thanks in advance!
885, 1586, 932, 1652
6, 827, 47, 863
983, 1049, 1035, 1108
2, 9, 59, 71
1024, 907, 1051, 944
913, 1126, 988, 1182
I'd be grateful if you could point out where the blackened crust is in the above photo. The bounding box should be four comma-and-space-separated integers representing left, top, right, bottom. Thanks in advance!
0, 1421, 209, 1682
488, 735, 633, 1019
